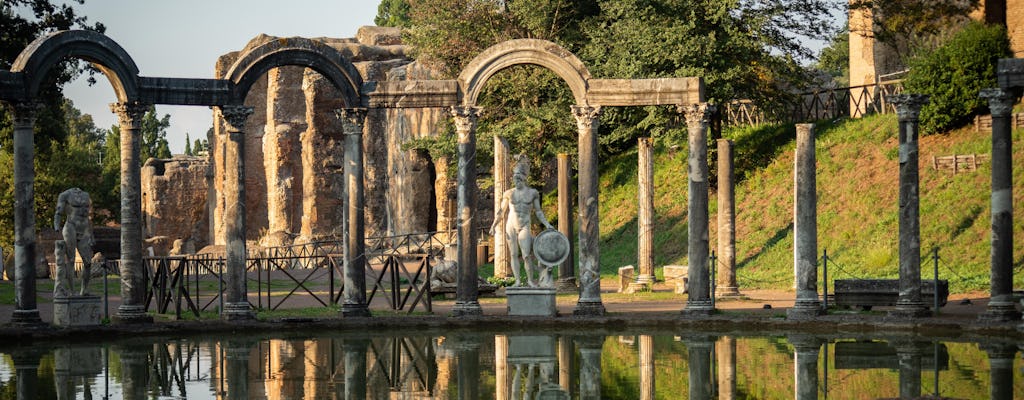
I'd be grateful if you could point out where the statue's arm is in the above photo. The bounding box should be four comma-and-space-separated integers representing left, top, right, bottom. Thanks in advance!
54, 191, 67, 231
532, 190, 553, 230
491, 191, 509, 235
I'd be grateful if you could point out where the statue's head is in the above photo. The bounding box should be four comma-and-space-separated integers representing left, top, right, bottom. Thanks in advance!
513, 154, 530, 185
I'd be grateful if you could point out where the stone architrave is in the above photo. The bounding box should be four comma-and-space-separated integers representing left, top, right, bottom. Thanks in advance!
637, 137, 655, 288
572, 105, 606, 316
789, 335, 822, 400
450, 106, 484, 317
7, 101, 44, 325
716, 139, 740, 296
789, 124, 823, 319
681, 103, 715, 316
979, 88, 1022, 322
556, 153, 577, 291
887, 94, 930, 318
494, 135, 511, 278
218, 105, 256, 321
338, 108, 370, 317
111, 101, 154, 324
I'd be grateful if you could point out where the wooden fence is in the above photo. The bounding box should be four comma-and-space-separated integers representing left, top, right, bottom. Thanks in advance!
723, 80, 904, 126
974, 112, 1024, 132
931, 153, 989, 174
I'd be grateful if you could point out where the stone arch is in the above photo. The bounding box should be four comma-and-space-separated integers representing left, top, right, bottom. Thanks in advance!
11, 30, 141, 102
457, 38, 591, 106
224, 37, 363, 107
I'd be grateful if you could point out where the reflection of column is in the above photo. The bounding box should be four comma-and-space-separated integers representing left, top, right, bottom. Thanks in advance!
892, 341, 923, 400
572, 105, 606, 316
639, 335, 655, 400
576, 336, 603, 399
981, 343, 1017, 400
685, 336, 714, 400
225, 340, 253, 400
556, 153, 577, 291
496, 335, 509, 400
716, 139, 740, 296
637, 138, 655, 287
681, 104, 715, 316
716, 336, 737, 400
119, 344, 150, 400
494, 136, 511, 278
789, 336, 821, 400
339, 109, 370, 317
11, 349, 41, 400
887, 94, 930, 318
558, 335, 574, 392
111, 102, 154, 323
218, 105, 256, 320
454, 336, 482, 399
7, 101, 43, 325
789, 124, 823, 319
343, 338, 369, 400
979, 89, 1022, 322
450, 106, 484, 316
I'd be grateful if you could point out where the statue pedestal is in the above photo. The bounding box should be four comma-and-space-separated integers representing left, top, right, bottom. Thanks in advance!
53, 295, 102, 327
507, 287, 557, 317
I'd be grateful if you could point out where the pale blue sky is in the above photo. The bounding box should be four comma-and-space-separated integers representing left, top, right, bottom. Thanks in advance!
53, 1, 381, 153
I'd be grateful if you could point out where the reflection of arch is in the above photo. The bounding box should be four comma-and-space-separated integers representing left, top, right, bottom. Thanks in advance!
458, 39, 591, 106
11, 30, 140, 102
224, 37, 363, 107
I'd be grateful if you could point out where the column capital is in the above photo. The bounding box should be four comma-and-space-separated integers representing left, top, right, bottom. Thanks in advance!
449, 106, 481, 133
886, 94, 929, 122
335, 108, 368, 135
5, 101, 43, 129
980, 88, 1017, 117
570, 105, 602, 130
217, 105, 254, 133
679, 103, 716, 128
109, 102, 149, 130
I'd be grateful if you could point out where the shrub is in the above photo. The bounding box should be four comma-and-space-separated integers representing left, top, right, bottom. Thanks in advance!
903, 22, 1011, 134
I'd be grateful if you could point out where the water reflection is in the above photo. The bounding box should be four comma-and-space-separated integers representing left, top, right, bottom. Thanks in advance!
0, 333, 1020, 399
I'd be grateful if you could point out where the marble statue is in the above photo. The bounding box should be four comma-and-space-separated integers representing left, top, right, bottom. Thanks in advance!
491, 155, 554, 287
53, 187, 95, 296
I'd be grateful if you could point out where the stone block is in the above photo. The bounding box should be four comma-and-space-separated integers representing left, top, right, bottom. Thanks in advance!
617, 265, 634, 293
508, 335, 557, 360
663, 265, 688, 282
624, 282, 651, 294
54, 347, 102, 376
506, 287, 557, 316
674, 278, 689, 294
53, 295, 102, 327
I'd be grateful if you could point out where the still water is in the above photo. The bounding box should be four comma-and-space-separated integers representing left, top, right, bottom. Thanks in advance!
0, 332, 1020, 399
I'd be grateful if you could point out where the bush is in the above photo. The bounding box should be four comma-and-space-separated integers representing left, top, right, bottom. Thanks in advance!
903, 22, 1011, 134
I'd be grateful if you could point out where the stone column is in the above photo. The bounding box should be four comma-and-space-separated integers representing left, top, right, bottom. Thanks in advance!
979, 89, 1021, 321
7, 101, 43, 326
982, 343, 1017, 400
639, 335, 654, 400
716, 139, 740, 296
681, 103, 715, 316
887, 94, 930, 318
685, 336, 714, 400
892, 341, 923, 399
789, 123, 823, 319
343, 338, 369, 400
717, 336, 738, 400
119, 344, 150, 400
788, 335, 821, 400
111, 102, 153, 324
453, 336, 481, 399
450, 106, 483, 316
494, 135, 511, 278
218, 105, 256, 320
557, 153, 577, 291
637, 138, 655, 288
225, 340, 253, 400
11, 349, 42, 400
558, 335, 573, 391
495, 335, 509, 400
338, 108, 370, 318
576, 336, 603, 399
572, 105, 606, 316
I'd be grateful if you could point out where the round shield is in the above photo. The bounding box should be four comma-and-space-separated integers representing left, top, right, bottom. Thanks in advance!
533, 229, 570, 266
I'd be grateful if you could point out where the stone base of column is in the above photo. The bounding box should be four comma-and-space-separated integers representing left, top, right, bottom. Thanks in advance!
113, 305, 153, 324
636, 274, 655, 285
451, 301, 483, 317
979, 301, 1022, 322
624, 282, 651, 294
340, 303, 371, 318
715, 286, 742, 297
681, 300, 715, 317
573, 301, 606, 316
887, 301, 930, 318
556, 277, 578, 293
786, 300, 823, 320
221, 302, 255, 321
10, 309, 44, 327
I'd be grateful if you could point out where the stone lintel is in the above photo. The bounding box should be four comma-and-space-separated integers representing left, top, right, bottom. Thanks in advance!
997, 58, 1024, 91
138, 77, 232, 105
586, 77, 704, 106
362, 80, 459, 108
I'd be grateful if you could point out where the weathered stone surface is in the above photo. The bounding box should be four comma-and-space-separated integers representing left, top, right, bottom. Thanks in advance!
53, 295, 101, 327
617, 265, 634, 293
356, 26, 403, 46
506, 287, 557, 317
141, 156, 209, 251
299, 70, 346, 242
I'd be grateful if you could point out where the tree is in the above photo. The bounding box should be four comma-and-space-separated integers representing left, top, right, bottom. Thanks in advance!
184, 132, 192, 155
140, 106, 172, 162
375, 0, 411, 27
816, 28, 850, 87
849, 0, 979, 63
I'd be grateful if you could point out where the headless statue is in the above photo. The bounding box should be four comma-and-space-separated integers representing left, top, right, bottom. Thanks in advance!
490, 155, 554, 287
54, 188, 94, 296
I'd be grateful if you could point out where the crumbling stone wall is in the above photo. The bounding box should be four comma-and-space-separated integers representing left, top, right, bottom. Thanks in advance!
141, 156, 210, 254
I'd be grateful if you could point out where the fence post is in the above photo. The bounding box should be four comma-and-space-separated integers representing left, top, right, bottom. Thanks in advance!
822, 248, 828, 312
710, 251, 716, 309
933, 248, 939, 316
103, 263, 108, 320
218, 258, 224, 315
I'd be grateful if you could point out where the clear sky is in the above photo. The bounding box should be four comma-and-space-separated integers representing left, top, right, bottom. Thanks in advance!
53, 1, 381, 154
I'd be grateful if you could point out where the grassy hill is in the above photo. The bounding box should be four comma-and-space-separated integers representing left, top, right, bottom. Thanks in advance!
593, 113, 1024, 293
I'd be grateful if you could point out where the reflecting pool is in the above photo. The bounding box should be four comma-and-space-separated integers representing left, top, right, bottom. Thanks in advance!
0, 332, 1020, 399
